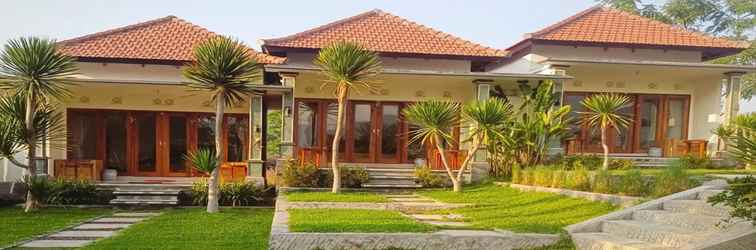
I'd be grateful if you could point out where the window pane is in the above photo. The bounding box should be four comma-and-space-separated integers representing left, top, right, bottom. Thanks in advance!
381, 105, 400, 159
137, 113, 157, 172
69, 112, 97, 159
325, 103, 345, 156
296, 102, 319, 148
169, 116, 188, 172
667, 99, 686, 140
639, 96, 661, 149
352, 103, 372, 160
197, 115, 216, 152
227, 116, 248, 162
105, 112, 127, 172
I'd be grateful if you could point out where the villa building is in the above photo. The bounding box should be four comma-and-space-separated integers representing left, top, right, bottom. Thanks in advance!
0, 6, 753, 184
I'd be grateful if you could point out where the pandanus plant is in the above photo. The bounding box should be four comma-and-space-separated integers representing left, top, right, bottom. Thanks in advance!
313, 41, 381, 193
579, 93, 631, 170
183, 36, 261, 213
0, 37, 76, 212
404, 98, 512, 192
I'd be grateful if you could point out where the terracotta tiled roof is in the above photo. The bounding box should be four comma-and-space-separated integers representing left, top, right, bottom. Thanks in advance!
59, 16, 285, 64
524, 6, 749, 49
262, 9, 507, 58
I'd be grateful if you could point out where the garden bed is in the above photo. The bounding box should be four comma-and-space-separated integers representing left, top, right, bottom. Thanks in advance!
502, 183, 641, 207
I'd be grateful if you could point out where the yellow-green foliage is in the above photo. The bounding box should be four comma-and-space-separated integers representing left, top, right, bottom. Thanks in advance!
281, 159, 321, 187
653, 163, 693, 197
533, 166, 553, 187
511, 165, 522, 184
609, 159, 635, 170
619, 169, 647, 196
551, 170, 566, 188
568, 167, 591, 191
414, 166, 446, 188
520, 169, 533, 185
592, 169, 614, 194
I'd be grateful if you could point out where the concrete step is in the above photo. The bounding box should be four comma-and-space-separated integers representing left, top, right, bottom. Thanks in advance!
368, 175, 417, 180
632, 210, 723, 231
366, 168, 416, 173
364, 179, 419, 186
362, 183, 422, 189
572, 232, 675, 250
114, 195, 178, 201
110, 199, 178, 205
602, 220, 701, 248
113, 190, 182, 195
697, 189, 725, 201
663, 200, 730, 217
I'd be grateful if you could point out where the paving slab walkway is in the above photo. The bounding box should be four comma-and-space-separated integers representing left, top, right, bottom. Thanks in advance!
387, 194, 472, 228
19, 211, 161, 248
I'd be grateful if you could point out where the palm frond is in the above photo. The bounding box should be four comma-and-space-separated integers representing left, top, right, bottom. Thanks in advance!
184, 148, 220, 173
579, 93, 631, 131
0, 37, 77, 102
183, 36, 261, 107
462, 98, 513, 144
0, 94, 65, 156
403, 100, 460, 147
314, 41, 382, 93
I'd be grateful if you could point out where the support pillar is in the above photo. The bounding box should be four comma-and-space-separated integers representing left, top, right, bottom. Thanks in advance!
279, 73, 297, 159
247, 94, 264, 184
723, 72, 744, 124
468, 81, 491, 183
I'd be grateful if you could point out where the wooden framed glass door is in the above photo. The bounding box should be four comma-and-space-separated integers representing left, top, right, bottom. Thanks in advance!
164, 113, 190, 177
349, 102, 375, 163
377, 103, 402, 163
132, 112, 159, 176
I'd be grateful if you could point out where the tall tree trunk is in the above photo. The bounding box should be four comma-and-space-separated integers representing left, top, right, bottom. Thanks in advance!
601, 126, 609, 170
456, 140, 480, 188
331, 85, 348, 193
24, 95, 38, 213
207, 97, 225, 213
434, 135, 459, 192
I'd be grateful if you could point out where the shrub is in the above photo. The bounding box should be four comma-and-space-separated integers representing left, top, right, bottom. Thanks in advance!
561, 155, 602, 170
219, 182, 266, 207
551, 170, 566, 188
20, 176, 51, 205
567, 167, 591, 191
619, 169, 647, 196
47, 179, 112, 205
679, 154, 712, 169
609, 159, 635, 170
192, 179, 267, 206
591, 169, 614, 194
511, 165, 522, 184
520, 169, 533, 185
652, 163, 693, 197
320, 166, 370, 188
415, 166, 446, 188
280, 159, 321, 187
707, 176, 756, 225
533, 166, 553, 187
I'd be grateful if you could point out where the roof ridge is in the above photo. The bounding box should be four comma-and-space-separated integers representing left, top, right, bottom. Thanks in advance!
262, 9, 382, 44
59, 15, 208, 45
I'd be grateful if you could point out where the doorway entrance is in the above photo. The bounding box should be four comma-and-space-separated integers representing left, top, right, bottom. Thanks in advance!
563, 93, 690, 155
66, 109, 249, 177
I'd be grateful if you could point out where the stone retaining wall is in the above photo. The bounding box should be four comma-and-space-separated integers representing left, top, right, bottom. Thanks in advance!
503, 183, 642, 207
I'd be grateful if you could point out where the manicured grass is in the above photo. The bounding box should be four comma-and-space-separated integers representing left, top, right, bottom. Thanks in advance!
288, 208, 435, 233
84, 208, 273, 250
419, 184, 617, 234
285, 191, 388, 203
0, 207, 110, 247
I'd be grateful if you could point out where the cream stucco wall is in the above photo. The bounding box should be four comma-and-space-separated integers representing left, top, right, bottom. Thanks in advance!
284, 52, 472, 73
292, 72, 477, 103
533, 44, 703, 63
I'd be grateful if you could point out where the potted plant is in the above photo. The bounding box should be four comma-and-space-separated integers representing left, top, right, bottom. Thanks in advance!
102, 167, 118, 181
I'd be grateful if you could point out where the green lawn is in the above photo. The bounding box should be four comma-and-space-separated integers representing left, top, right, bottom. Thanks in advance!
0, 207, 110, 247
285, 191, 388, 203
420, 184, 617, 234
84, 208, 273, 250
288, 208, 435, 233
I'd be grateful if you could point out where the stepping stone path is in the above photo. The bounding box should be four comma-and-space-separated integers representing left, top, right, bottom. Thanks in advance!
386, 194, 472, 228
20, 212, 161, 248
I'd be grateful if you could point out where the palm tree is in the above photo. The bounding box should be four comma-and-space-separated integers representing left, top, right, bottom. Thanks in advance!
183, 37, 261, 213
0, 37, 77, 212
453, 98, 513, 191
715, 113, 756, 167
314, 42, 381, 193
403, 100, 462, 191
580, 93, 631, 170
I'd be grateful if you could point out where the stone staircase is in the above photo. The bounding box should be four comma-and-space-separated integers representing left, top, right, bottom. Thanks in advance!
569, 182, 756, 250
102, 183, 189, 206
363, 166, 422, 189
